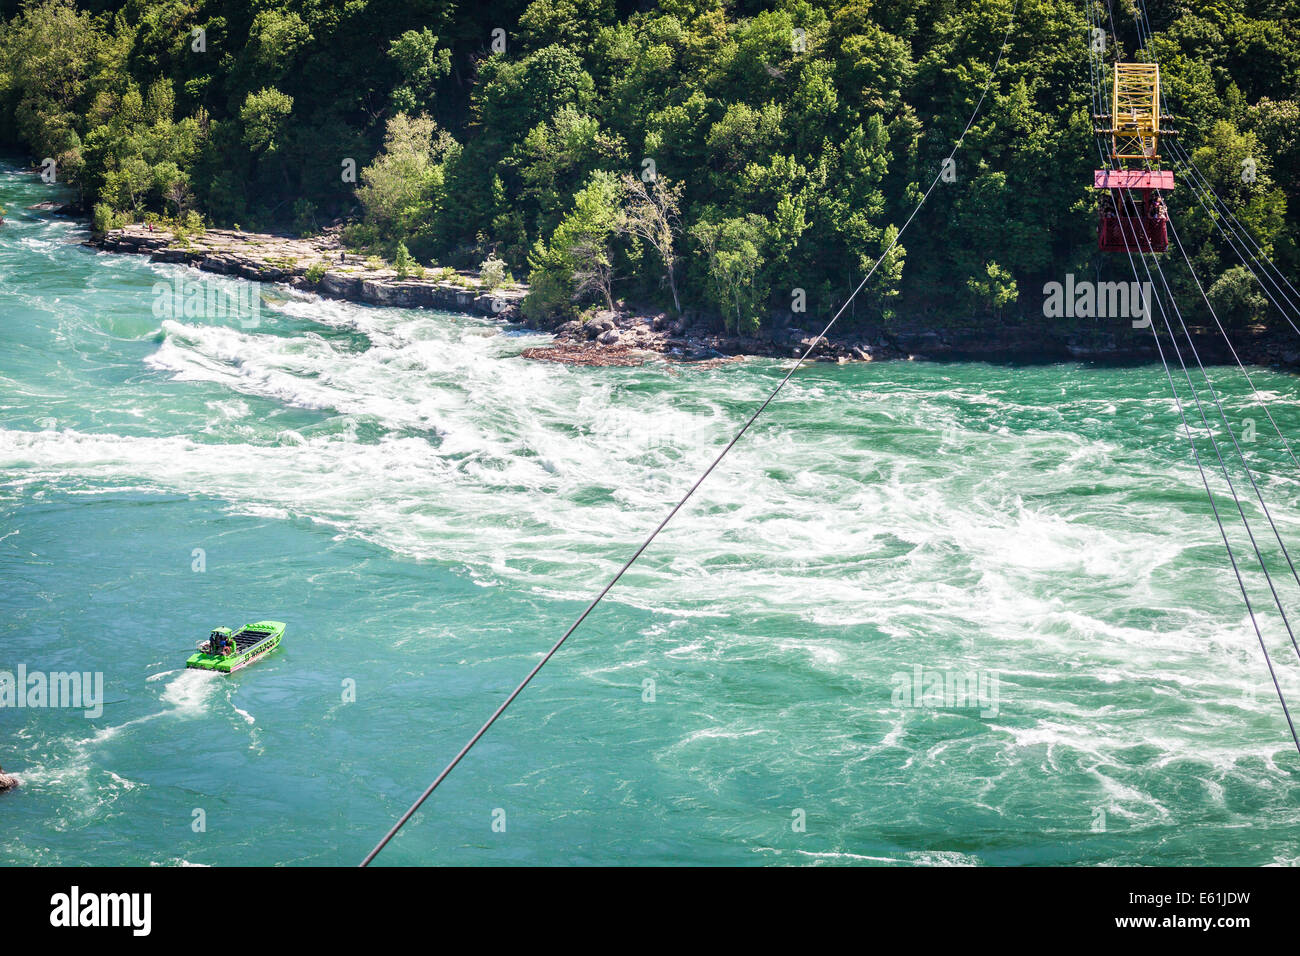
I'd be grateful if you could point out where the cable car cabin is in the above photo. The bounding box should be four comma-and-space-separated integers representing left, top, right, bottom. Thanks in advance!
1094, 170, 1173, 253
1092, 63, 1176, 253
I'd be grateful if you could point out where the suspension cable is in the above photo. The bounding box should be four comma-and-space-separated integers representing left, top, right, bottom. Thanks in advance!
1119, 213, 1300, 754
1094, 1, 1300, 751
360, 0, 1025, 865
1171, 145, 1300, 323
1126, 0, 1300, 670
1119, 1, 1300, 469
1124, 184, 1300, 666
1132, 0, 1300, 321
1123, 2, 1300, 488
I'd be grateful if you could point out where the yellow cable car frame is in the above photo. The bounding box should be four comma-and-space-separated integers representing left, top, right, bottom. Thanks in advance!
1111, 62, 1162, 162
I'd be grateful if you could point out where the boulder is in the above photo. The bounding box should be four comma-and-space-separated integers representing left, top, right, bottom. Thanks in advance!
0, 766, 16, 792
894, 331, 943, 352
597, 328, 621, 346
320, 273, 361, 298
472, 292, 501, 314
208, 254, 238, 270
360, 279, 392, 305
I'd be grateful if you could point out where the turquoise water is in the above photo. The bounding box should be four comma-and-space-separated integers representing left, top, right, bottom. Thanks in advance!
3, 162, 1300, 866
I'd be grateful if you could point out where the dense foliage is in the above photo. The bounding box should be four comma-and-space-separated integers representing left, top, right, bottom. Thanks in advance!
1, 0, 1297, 331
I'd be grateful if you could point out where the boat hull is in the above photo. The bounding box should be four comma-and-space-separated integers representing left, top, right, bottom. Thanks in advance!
186, 621, 284, 674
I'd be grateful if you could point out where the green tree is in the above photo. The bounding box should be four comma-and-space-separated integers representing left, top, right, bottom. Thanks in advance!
389, 28, 451, 113
1208, 265, 1269, 326
355, 112, 458, 252
690, 214, 768, 333
967, 260, 1018, 316
523, 170, 621, 321
0, 0, 105, 185
618, 173, 684, 312
240, 88, 294, 155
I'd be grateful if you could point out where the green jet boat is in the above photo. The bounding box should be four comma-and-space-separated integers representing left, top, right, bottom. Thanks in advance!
186, 621, 285, 673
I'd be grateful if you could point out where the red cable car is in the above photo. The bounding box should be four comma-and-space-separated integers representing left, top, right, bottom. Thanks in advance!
1094, 170, 1172, 253
1094, 63, 1175, 253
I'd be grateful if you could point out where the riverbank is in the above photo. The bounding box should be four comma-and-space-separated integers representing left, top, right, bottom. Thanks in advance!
87, 221, 1300, 370
90, 223, 527, 320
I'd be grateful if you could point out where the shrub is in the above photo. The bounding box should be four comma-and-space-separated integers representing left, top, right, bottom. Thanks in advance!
394, 242, 415, 278
172, 210, 205, 243
91, 202, 128, 235
293, 199, 318, 236
1208, 265, 1269, 325
479, 254, 508, 290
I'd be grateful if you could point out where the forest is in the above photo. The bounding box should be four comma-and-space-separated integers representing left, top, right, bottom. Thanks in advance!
0, 0, 1296, 332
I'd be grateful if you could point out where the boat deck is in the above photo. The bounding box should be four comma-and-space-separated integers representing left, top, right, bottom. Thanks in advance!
233, 630, 275, 652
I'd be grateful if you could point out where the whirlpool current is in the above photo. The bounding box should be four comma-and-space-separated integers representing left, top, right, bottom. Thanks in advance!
3, 162, 1300, 866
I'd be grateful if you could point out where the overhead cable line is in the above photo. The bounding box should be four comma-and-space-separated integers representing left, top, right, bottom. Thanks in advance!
1097, 0, 1300, 474
1118, 199, 1300, 754
1121, 182, 1300, 669
360, 0, 1024, 865
1089, 0, 1300, 751
1125, 1, 1300, 670
1132, 0, 1300, 325
1115, 182, 1300, 753
1125, 7, 1300, 472
1124, 2, 1300, 486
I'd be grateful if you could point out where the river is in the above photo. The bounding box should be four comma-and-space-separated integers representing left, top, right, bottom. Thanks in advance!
3, 161, 1300, 866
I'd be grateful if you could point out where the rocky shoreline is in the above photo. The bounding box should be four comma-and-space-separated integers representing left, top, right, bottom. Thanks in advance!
90, 223, 527, 320
87, 221, 1300, 371
529, 306, 1300, 370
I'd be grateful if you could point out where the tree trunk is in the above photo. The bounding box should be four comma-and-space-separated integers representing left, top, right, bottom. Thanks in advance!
666, 264, 680, 313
